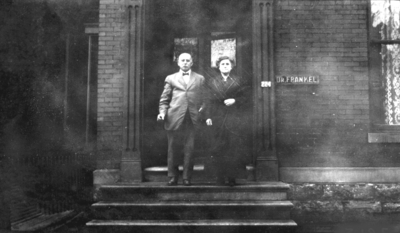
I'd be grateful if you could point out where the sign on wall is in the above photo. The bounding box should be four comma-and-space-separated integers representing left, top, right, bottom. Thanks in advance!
276, 75, 319, 84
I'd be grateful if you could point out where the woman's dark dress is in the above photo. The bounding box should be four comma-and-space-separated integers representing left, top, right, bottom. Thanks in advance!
207, 74, 248, 179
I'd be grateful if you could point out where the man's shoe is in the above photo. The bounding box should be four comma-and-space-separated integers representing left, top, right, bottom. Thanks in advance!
167, 177, 178, 186
183, 179, 191, 186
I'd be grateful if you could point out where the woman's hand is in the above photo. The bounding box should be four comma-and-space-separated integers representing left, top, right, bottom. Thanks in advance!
224, 98, 235, 106
206, 119, 212, 126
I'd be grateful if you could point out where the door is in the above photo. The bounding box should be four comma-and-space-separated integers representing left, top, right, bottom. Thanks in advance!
142, 0, 254, 178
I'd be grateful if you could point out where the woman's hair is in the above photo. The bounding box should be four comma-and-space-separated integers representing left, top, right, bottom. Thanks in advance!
216, 56, 235, 68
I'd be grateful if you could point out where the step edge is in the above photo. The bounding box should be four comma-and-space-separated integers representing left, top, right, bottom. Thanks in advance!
99, 186, 291, 192
99, 182, 289, 188
92, 201, 294, 207
86, 219, 297, 227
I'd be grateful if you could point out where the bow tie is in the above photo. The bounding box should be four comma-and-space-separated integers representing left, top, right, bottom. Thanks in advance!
182, 72, 189, 76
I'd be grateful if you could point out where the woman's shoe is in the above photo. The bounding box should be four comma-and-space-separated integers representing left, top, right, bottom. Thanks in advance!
167, 177, 178, 186
228, 177, 236, 187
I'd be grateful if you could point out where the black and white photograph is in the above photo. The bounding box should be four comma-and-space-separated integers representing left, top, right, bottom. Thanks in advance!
1, 0, 400, 232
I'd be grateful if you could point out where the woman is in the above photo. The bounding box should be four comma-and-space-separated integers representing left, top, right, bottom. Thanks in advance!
205, 56, 248, 186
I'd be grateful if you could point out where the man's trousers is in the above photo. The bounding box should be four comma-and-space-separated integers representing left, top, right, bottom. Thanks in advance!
166, 112, 195, 180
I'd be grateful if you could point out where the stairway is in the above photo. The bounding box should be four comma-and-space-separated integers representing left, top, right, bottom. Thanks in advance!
87, 181, 297, 233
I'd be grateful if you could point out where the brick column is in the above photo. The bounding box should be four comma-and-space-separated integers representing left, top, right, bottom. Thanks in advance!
97, 0, 126, 167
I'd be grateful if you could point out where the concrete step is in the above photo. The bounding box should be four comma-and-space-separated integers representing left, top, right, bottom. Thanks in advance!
86, 219, 297, 233
95, 181, 290, 202
92, 200, 293, 220
144, 164, 255, 182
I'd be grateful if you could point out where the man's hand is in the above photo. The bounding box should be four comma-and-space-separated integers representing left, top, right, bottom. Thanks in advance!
157, 113, 165, 121
224, 98, 236, 106
206, 119, 212, 126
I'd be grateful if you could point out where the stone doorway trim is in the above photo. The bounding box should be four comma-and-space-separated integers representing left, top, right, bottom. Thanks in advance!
120, 0, 145, 182
119, 0, 278, 182
252, 0, 278, 181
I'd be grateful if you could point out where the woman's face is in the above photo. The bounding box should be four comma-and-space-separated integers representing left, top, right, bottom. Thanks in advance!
219, 59, 232, 75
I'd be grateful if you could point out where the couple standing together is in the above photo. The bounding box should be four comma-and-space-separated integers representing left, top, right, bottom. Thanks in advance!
157, 53, 248, 186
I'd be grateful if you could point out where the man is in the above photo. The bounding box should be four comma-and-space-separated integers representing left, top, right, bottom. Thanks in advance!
157, 53, 207, 186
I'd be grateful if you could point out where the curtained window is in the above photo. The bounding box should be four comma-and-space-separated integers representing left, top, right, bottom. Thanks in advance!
370, 0, 400, 126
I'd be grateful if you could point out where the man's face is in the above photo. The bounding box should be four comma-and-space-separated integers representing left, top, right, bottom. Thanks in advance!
219, 59, 232, 75
178, 53, 193, 72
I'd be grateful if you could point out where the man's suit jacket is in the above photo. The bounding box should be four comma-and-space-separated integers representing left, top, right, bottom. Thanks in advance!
159, 71, 207, 131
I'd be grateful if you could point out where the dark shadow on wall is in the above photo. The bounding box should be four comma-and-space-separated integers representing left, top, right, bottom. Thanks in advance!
0, 0, 98, 230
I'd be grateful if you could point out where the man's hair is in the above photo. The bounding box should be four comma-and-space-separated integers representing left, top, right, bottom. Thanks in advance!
216, 56, 235, 68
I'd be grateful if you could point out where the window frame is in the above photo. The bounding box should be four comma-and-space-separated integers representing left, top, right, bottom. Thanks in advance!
368, 0, 400, 142
368, 0, 400, 132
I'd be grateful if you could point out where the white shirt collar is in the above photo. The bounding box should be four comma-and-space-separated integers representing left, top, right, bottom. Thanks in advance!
221, 73, 229, 81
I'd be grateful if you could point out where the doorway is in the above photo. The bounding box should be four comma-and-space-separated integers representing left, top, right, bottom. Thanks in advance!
142, 0, 254, 177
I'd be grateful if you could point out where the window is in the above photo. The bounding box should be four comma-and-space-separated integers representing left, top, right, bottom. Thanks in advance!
211, 36, 236, 68
368, 0, 400, 142
370, 0, 400, 126
173, 38, 199, 63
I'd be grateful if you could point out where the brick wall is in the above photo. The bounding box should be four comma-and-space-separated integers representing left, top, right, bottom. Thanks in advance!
95, 0, 400, 169
97, 0, 125, 150
274, 0, 381, 167
97, 0, 126, 167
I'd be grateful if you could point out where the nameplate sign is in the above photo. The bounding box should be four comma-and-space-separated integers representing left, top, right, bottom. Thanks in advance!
276, 75, 319, 84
